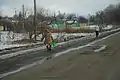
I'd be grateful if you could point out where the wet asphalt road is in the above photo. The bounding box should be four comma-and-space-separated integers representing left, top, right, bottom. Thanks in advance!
0, 28, 120, 76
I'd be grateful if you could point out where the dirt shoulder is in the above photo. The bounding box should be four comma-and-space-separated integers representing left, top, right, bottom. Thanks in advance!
3, 32, 120, 80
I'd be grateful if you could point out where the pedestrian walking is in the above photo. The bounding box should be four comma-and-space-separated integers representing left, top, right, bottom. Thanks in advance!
95, 26, 100, 38
41, 29, 54, 51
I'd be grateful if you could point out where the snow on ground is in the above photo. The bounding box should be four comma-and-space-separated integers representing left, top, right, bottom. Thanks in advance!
88, 25, 99, 30
1, 27, 120, 59
0, 25, 112, 49
0, 31, 29, 44
102, 25, 113, 30
0, 31, 92, 50
0, 44, 25, 50
64, 33, 93, 36
53, 33, 93, 39
88, 25, 113, 30
72, 25, 98, 30
0, 31, 29, 50
37, 33, 92, 42
0, 42, 44, 50
0, 24, 114, 50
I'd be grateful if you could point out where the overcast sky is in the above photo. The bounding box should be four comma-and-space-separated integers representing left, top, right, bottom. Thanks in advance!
0, 0, 119, 17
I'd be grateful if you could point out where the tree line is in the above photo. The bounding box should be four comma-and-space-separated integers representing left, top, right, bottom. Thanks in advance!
89, 3, 120, 25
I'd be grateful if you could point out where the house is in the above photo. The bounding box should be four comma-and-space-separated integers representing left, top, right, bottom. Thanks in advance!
66, 20, 80, 27
0, 19, 13, 31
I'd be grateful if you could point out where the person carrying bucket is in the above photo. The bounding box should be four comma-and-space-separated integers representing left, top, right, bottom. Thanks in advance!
41, 29, 55, 51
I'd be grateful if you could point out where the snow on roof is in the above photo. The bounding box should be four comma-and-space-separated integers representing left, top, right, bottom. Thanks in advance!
66, 21, 74, 23
66, 20, 78, 24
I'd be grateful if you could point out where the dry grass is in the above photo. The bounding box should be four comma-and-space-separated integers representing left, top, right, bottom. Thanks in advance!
52, 27, 94, 33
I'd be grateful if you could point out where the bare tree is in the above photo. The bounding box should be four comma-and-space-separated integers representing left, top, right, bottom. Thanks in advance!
94, 3, 120, 24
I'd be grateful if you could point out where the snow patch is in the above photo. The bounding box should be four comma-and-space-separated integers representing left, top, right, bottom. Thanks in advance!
103, 25, 113, 30
89, 25, 99, 30
0, 31, 29, 44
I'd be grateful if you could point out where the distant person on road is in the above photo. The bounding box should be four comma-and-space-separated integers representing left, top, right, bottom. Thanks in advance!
95, 26, 100, 38
41, 29, 54, 51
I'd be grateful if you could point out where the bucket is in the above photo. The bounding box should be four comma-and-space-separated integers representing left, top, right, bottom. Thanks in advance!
52, 41, 56, 47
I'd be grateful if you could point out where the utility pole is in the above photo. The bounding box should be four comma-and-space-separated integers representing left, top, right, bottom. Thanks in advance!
15, 8, 17, 15
14, 8, 17, 20
22, 5, 25, 18
34, 0, 37, 41
88, 14, 90, 26
22, 4, 25, 29
14, 8, 17, 23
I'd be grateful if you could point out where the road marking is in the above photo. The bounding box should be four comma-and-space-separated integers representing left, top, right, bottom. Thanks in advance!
94, 45, 107, 52
0, 57, 46, 79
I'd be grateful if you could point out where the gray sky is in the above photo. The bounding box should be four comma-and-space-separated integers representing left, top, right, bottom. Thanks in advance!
0, 0, 119, 17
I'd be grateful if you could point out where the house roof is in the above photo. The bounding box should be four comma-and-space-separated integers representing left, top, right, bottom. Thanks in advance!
0, 19, 12, 23
0, 19, 12, 25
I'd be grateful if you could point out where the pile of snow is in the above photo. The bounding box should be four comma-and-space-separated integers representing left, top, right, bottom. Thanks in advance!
51, 33, 93, 42
37, 33, 93, 42
0, 31, 29, 50
89, 25, 99, 30
89, 25, 113, 30
64, 33, 92, 37
0, 31, 29, 44
102, 25, 113, 30
11, 32, 29, 41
